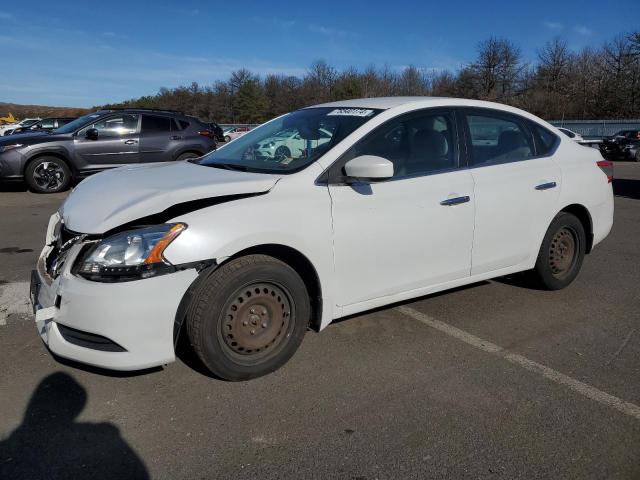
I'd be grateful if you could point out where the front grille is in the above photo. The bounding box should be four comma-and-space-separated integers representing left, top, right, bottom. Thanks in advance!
57, 324, 127, 352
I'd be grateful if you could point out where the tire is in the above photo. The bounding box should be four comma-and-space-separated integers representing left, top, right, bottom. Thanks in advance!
224, 135, 231, 143
527, 212, 586, 290
186, 254, 310, 381
635, 149, 640, 162
274, 145, 291, 160
176, 152, 200, 161
25, 156, 72, 193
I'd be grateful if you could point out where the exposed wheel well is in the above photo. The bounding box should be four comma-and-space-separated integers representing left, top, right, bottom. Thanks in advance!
24, 152, 74, 176
227, 245, 323, 331
559, 204, 593, 253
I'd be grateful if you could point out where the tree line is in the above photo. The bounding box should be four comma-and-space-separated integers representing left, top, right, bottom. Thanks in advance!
101, 31, 640, 123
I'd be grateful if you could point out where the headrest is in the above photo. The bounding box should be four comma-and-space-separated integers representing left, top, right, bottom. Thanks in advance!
413, 129, 448, 157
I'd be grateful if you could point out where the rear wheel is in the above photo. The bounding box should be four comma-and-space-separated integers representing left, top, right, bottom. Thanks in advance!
25, 157, 72, 193
635, 149, 640, 162
186, 255, 310, 381
527, 212, 586, 290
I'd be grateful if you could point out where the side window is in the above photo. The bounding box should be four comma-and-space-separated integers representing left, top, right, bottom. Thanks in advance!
342, 110, 458, 178
465, 112, 534, 166
40, 119, 55, 129
530, 122, 559, 156
83, 114, 139, 138
175, 119, 190, 130
142, 115, 172, 134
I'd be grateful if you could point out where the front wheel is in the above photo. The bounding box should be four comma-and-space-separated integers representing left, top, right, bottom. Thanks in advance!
526, 212, 586, 290
186, 255, 310, 381
224, 135, 231, 143
635, 149, 640, 162
25, 157, 72, 193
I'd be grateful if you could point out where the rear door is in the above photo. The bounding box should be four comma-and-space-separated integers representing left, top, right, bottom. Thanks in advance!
139, 114, 179, 162
75, 114, 140, 168
461, 108, 561, 275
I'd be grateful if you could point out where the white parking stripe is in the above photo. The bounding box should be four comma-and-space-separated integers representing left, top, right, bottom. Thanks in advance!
0, 281, 31, 325
396, 305, 640, 421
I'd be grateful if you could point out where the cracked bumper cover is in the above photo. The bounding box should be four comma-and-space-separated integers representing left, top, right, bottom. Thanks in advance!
32, 230, 199, 371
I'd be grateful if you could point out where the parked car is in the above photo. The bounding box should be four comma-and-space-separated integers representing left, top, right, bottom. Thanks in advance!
557, 127, 584, 143
599, 129, 640, 161
207, 122, 225, 142
1, 118, 41, 136
0, 108, 217, 193
30, 97, 613, 380
223, 126, 251, 142
254, 127, 333, 160
7, 117, 76, 135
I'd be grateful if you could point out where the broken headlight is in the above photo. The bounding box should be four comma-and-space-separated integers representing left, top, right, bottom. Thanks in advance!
75, 223, 186, 281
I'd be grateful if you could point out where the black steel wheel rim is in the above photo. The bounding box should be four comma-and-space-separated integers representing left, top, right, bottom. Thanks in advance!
218, 281, 294, 364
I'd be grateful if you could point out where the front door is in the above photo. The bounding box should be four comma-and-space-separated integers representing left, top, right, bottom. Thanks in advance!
328, 109, 475, 307
75, 113, 140, 170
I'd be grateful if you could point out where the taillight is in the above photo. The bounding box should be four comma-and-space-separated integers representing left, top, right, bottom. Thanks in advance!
597, 160, 613, 183
198, 129, 215, 139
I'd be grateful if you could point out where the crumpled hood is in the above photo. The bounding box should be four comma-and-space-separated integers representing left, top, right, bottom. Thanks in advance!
61, 161, 281, 234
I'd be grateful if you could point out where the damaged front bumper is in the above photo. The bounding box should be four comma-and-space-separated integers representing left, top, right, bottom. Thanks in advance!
31, 213, 199, 371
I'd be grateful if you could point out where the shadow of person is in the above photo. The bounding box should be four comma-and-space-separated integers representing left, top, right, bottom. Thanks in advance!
0, 372, 150, 480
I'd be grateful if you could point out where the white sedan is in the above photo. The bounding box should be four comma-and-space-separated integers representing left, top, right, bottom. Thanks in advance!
32, 97, 613, 380
223, 126, 251, 143
254, 127, 333, 160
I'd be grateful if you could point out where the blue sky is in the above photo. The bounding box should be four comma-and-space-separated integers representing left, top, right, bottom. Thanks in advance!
0, 0, 635, 107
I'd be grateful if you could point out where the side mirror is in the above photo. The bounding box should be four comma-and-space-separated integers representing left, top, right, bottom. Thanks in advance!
344, 155, 394, 182
86, 128, 99, 140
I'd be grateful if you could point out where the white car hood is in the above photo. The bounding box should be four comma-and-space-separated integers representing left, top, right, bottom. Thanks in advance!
61, 161, 281, 234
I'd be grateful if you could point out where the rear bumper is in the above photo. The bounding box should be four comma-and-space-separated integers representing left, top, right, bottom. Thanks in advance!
32, 220, 199, 371
590, 187, 614, 249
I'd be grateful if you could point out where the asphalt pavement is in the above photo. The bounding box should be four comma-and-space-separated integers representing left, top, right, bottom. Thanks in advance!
0, 163, 639, 479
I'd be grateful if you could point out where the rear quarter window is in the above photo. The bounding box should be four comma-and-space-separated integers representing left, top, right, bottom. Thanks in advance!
530, 122, 559, 156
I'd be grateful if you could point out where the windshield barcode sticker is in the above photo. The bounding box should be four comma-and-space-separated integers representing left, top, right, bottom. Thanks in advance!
327, 108, 375, 117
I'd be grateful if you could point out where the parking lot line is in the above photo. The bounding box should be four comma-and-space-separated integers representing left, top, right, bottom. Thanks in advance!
396, 305, 640, 421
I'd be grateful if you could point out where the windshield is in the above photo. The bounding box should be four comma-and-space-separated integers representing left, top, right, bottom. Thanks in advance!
53, 113, 105, 134
197, 107, 381, 173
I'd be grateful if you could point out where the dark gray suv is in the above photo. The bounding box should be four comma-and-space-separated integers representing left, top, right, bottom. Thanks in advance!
0, 108, 217, 193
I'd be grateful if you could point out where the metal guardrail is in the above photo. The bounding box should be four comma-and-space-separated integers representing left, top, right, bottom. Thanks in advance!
549, 119, 640, 140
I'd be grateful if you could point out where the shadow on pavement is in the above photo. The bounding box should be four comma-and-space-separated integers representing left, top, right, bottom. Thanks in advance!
0, 372, 150, 480
0, 181, 28, 192
613, 178, 640, 200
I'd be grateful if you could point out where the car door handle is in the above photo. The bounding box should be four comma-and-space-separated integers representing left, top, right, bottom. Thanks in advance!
440, 196, 470, 206
124, 139, 138, 145
535, 181, 557, 190
171, 135, 182, 140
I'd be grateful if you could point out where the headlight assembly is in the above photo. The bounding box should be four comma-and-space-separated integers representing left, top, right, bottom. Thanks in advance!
75, 223, 186, 281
